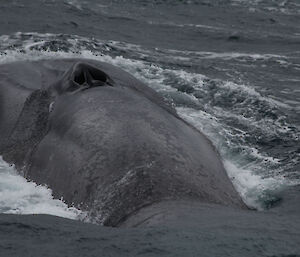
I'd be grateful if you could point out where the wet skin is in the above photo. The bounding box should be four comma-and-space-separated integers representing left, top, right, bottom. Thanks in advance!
0, 59, 246, 226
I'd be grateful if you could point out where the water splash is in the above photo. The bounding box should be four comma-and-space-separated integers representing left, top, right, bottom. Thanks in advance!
0, 157, 86, 220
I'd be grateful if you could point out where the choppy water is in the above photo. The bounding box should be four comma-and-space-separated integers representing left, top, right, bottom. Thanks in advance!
0, 0, 299, 219
0, 157, 85, 219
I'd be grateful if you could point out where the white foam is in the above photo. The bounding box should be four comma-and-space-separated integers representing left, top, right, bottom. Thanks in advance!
166, 48, 286, 61
223, 160, 285, 209
176, 106, 299, 209
0, 157, 86, 220
147, 21, 222, 31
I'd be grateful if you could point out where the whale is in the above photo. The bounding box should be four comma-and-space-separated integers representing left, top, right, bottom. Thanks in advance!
0, 59, 246, 226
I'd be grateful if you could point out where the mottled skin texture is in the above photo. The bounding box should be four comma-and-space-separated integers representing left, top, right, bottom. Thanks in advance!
0, 59, 246, 226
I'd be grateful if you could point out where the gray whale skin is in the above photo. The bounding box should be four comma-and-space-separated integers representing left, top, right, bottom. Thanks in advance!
0, 59, 246, 226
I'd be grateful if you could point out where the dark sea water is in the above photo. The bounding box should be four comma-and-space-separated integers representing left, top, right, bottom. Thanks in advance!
0, 0, 299, 256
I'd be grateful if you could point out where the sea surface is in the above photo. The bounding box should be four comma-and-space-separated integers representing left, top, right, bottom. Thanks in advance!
0, 0, 299, 256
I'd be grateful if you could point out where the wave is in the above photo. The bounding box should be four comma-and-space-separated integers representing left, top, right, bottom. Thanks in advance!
0, 157, 86, 220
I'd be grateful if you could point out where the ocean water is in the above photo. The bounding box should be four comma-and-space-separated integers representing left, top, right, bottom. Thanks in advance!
0, 1, 299, 255
0, 157, 85, 219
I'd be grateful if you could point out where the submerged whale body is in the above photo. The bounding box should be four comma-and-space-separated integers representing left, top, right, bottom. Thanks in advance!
0, 59, 246, 226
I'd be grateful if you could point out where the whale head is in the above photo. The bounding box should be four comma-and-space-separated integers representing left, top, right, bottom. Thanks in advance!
0, 59, 246, 226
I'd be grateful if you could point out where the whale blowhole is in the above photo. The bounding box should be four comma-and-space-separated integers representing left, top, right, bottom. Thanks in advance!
72, 62, 113, 89
51, 62, 114, 95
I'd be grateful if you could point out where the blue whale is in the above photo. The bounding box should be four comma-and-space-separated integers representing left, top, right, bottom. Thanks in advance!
0, 59, 246, 226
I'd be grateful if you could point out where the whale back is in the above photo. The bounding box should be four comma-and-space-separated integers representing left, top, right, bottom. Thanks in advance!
0, 59, 246, 226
